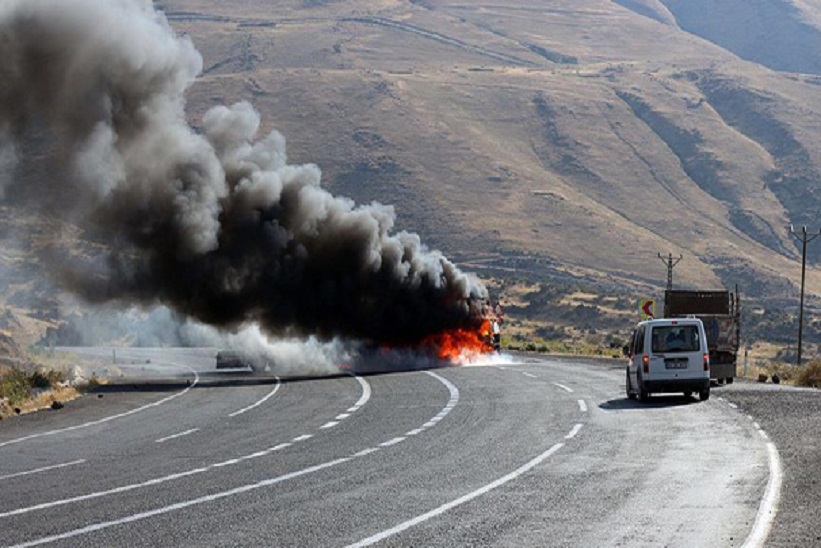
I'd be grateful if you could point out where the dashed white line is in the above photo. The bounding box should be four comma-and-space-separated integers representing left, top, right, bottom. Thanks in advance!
565, 424, 584, 440
320, 422, 339, 429
0, 460, 86, 482
522, 372, 538, 379
9, 458, 354, 548
228, 377, 281, 417
728, 403, 738, 409
5, 370, 463, 544
292, 434, 313, 442
552, 382, 573, 393
335, 413, 351, 420
155, 428, 199, 444
577, 400, 588, 413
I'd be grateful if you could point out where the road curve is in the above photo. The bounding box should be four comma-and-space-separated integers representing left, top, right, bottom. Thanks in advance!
0, 350, 773, 547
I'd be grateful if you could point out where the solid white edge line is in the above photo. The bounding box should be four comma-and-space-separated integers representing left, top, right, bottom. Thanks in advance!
9, 458, 353, 548
552, 382, 573, 393
741, 437, 782, 548
346, 442, 566, 548
0, 373, 370, 523
0, 459, 86, 482
6, 370, 460, 544
228, 377, 281, 417
155, 428, 199, 444
0, 362, 200, 449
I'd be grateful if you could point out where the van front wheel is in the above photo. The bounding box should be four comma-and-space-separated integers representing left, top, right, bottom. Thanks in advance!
699, 387, 710, 401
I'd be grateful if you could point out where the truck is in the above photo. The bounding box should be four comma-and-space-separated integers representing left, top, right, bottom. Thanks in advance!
663, 288, 740, 384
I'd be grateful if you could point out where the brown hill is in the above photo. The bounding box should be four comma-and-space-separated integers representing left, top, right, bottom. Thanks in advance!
0, 0, 818, 350
158, 0, 819, 303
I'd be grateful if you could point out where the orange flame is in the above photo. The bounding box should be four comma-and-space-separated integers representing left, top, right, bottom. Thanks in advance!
424, 319, 493, 362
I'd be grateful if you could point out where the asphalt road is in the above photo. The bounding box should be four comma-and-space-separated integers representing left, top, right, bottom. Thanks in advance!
0, 349, 778, 547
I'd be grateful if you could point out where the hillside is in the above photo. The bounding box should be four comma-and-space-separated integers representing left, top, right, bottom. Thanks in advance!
154, 0, 821, 302
0, 0, 819, 352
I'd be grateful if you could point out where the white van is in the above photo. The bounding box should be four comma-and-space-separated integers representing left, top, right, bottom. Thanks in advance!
624, 318, 711, 401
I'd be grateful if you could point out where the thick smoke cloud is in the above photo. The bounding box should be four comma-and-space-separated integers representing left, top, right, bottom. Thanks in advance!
0, 0, 487, 345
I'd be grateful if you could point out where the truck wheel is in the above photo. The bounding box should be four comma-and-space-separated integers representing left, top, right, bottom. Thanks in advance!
626, 371, 636, 400
699, 387, 710, 401
726, 377, 734, 385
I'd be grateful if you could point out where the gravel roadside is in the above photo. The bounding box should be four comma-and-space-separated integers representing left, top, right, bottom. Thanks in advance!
717, 380, 821, 547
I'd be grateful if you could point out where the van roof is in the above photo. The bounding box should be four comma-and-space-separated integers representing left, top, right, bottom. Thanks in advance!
637, 317, 703, 328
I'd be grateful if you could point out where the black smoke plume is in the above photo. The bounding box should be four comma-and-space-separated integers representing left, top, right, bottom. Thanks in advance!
0, 0, 487, 345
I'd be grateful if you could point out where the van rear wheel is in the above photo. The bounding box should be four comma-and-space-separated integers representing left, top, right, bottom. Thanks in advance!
699, 387, 710, 401
637, 375, 650, 402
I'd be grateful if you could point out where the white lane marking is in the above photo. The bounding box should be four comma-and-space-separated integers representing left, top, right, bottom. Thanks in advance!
228, 377, 281, 417
405, 428, 424, 436
0, 362, 199, 449
552, 382, 573, 393
522, 372, 538, 379
565, 424, 583, 440
742, 430, 783, 548
6, 370, 461, 544
0, 373, 371, 521
349, 375, 372, 412
728, 403, 738, 409
335, 413, 351, 420
753, 422, 761, 430
155, 428, 199, 444
0, 460, 86, 482
292, 434, 313, 442
320, 422, 339, 429
379, 437, 405, 447
577, 400, 588, 413
346, 442, 567, 548
9, 458, 353, 548
353, 448, 380, 457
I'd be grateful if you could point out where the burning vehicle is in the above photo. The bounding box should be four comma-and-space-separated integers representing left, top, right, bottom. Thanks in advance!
215, 350, 254, 370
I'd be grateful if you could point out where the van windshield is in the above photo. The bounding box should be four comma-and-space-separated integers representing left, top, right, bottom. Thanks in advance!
651, 325, 701, 353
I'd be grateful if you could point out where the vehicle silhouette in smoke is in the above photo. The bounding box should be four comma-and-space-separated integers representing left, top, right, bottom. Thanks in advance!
215, 350, 256, 370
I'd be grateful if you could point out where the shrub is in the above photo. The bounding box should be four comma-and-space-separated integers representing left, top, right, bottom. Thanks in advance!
0, 369, 31, 405
30, 371, 51, 389
796, 359, 821, 388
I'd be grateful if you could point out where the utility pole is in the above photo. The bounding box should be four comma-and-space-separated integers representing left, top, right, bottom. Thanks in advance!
789, 225, 821, 365
658, 252, 683, 292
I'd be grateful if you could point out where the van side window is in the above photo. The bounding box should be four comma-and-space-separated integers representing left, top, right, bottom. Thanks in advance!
634, 326, 645, 355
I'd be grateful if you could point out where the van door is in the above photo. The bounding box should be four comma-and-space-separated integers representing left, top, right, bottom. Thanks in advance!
648, 323, 703, 379
630, 325, 645, 387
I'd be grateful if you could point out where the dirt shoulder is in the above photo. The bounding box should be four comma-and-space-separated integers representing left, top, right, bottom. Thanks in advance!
717, 380, 821, 547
